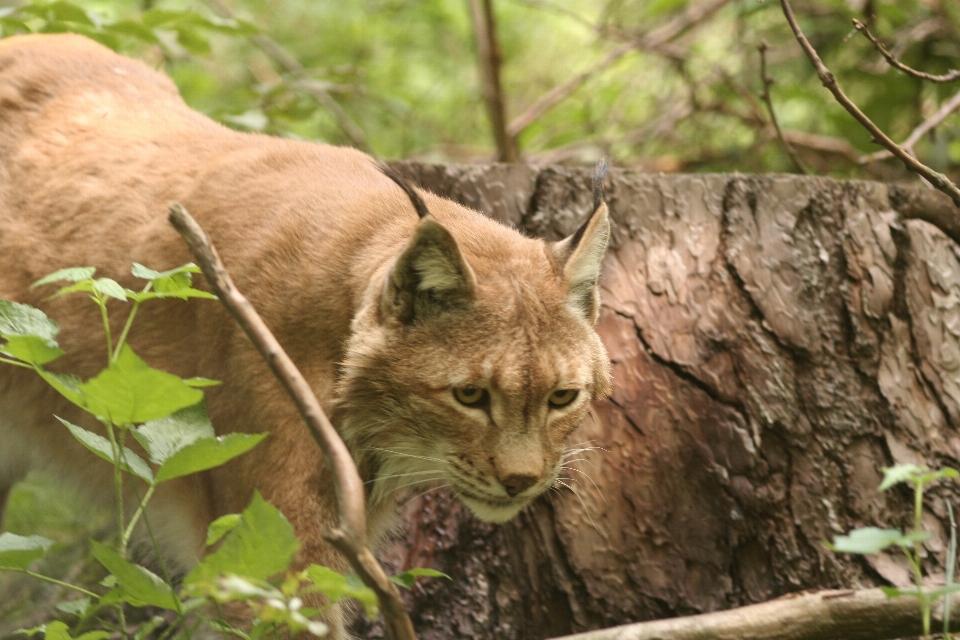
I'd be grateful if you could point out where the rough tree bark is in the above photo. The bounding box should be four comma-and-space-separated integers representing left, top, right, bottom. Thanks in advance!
350, 164, 960, 639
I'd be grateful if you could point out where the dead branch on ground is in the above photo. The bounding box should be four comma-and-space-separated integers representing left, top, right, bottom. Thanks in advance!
548, 588, 959, 640
468, 0, 519, 162
779, 0, 960, 206
167, 203, 414, 640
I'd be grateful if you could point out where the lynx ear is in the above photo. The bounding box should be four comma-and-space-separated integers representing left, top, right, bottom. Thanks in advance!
553, 202, 610, 324
382, 216, 476, 324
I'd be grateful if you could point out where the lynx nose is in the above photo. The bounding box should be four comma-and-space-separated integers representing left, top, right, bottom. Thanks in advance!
501, 474, 538, 497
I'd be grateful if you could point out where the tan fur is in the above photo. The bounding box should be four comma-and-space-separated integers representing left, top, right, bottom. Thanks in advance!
0, 32, 610, 614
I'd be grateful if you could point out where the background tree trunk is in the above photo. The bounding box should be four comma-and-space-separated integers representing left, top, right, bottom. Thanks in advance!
352, 164, 960, 639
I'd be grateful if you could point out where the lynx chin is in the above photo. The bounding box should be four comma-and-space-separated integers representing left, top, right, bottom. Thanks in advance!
0, 33, 611, 629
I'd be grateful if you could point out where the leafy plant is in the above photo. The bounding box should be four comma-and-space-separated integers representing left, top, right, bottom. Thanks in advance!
0, 264, 447, 638
828, 464, 960, 638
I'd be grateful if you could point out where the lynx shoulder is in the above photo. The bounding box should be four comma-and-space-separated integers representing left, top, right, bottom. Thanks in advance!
0, 32, 610, 586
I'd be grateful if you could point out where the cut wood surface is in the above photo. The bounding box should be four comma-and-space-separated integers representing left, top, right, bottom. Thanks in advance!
350, 165, 960, 640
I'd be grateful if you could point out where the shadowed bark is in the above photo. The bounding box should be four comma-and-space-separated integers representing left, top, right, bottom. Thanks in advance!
351, 164, 960, 639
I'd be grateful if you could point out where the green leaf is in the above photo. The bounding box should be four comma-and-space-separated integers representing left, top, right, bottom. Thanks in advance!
42, 621, 72, 640
157, 433, 266, 483
206, 514, 241, 547
0, 300, 59, 341
93, 278, 127, 302
58, 417, 154, 483
880, 464, 925, 491
185, 492, 299, 586
134, 403, 215, 465
880, 586, 904, 598
56, 597, 92, 618
30, 267, 95, 289
76, 632, 110, 640
80, 345, 203, 425
175, 26, 211, 55
390, 567, 450, 589
37, 370, 85, 407
106, 20, 159, 44
306, 566, 378, 617
0, 334, 63, 365
132, 616, 167, 640
129, 263, 215, 300
90, 540, 179, 610
828, 527, 905, 554
20, 2, 95, 25
0, 532, 52, 569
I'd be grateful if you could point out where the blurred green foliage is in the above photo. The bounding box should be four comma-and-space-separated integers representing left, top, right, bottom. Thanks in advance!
0, 0, 958, 178
0, 0, 957, 179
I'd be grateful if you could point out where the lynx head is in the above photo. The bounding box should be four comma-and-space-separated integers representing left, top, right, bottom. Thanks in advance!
338, 166, 611, 524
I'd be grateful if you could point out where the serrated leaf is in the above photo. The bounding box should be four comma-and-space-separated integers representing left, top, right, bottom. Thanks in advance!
134, 402, 215, 465
81, 345, 203, 425
0, 334, 63, 365
30, 267, 95, 289
93, 278, 127, 301
0, 300, 59, 341
390, 567, 450, 589
829, 527, 905, 554
880, 464, 925, 491
90, 540, 179, 610
12, 626, 46, 638
185, 492, 299, 586
46, 279, 96, 300
306, 566, 378, 617
58, 417, 153, 483
157, 433, 266, 483
0, 532, 52, 569
37, 370, 85, 407
206, 514, 241, 547
56, 597, 92, 617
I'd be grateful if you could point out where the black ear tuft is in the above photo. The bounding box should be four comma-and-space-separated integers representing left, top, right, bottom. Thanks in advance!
592, 157, 610, 213
378, 163, 430, 219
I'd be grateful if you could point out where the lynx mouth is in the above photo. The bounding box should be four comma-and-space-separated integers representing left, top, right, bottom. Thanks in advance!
456, 488, 532, 523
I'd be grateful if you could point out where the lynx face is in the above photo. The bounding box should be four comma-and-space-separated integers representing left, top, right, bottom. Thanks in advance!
338, 196, 611, 523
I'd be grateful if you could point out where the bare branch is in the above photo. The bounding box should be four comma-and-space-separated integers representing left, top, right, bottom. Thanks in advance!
757, 40, 808, 174
547, 588, 959, 640
860, 87, 960, 164
468, 0, 519, 162
853, 19, 960, 83
167, 204, 415, 640
201, 0, 373, 153
506, 0, 733, 138
779, 0, 960, 206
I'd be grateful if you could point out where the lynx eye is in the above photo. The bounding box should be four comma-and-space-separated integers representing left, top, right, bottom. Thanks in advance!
548, 389, 579, 409
454, 385, 489, 408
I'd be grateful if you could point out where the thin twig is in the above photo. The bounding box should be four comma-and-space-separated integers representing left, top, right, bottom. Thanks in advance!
506, 0, 733, 138
757, 40, 808, 174
468, 0, 519, 161
860, 87, 960, 164
547, 588, 960, 640
201, 0, 372, 153
779, 0, 960, 206
167, 204, 415, 640
853, 19, 960, 83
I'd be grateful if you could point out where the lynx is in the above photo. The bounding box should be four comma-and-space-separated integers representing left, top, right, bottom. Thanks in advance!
0, 32, 610, 616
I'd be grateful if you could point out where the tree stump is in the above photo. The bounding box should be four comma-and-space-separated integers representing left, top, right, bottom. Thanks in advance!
352, 165, 960, 639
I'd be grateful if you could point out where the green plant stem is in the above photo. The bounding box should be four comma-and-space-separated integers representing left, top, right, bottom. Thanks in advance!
103, 420, 126, 555
0, 356, 32, 368
912, 478, 931, 638
113, 282, 152, 361
10, 568, 99, 598
95, 292, 113, 363
122, 482, 157, 549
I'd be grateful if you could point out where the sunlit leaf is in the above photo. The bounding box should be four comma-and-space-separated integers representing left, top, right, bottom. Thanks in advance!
30, 267, 95, 289
156, 432, 266, 482
390, 567, 450, 589
306, 566, 378, 618
0, 532, 52, 569
206, 514, 241, 547
80, 345, 203, 425
828, 527, 905, 554
879, 464, 925, 491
